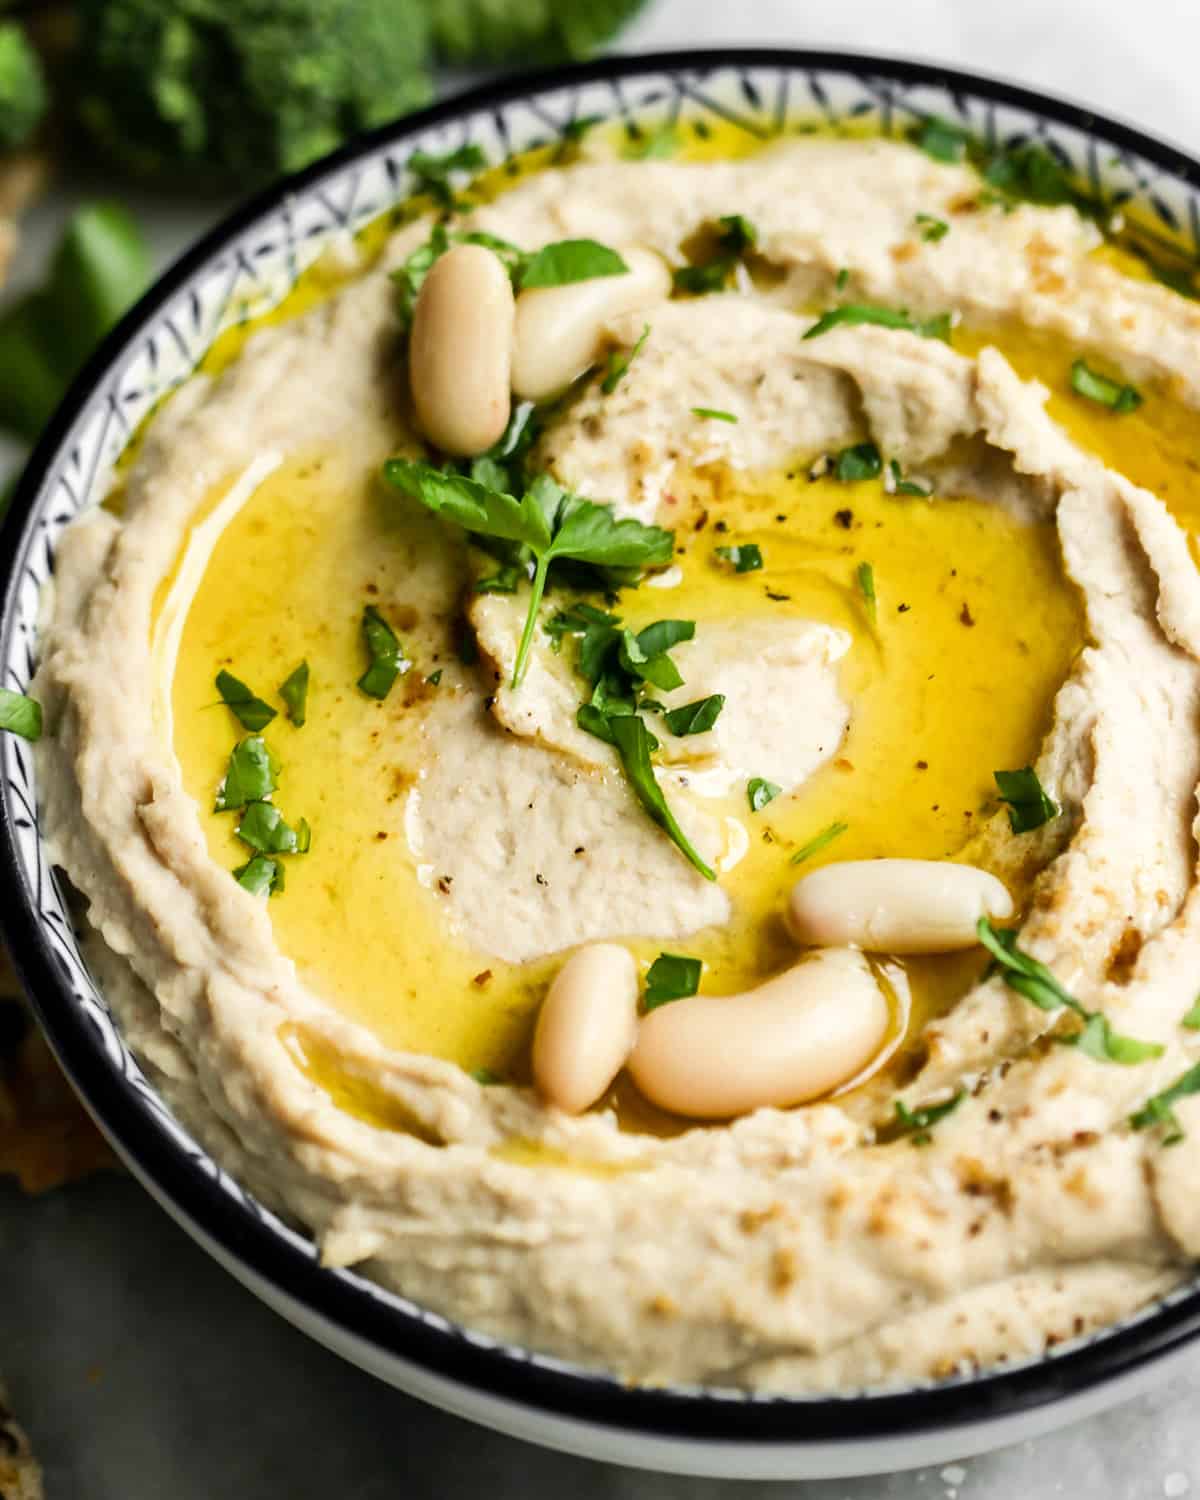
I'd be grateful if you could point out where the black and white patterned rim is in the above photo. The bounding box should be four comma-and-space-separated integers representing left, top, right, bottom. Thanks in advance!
2, 49, 1200, 1445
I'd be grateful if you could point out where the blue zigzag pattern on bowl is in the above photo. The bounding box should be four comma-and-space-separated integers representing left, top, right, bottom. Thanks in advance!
5, 58, 1200, 1397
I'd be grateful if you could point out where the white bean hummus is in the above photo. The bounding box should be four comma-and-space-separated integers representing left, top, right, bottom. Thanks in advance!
32, 130, 1200, 1392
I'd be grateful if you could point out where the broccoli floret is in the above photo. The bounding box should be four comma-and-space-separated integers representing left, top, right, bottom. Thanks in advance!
429, 0, 648, 64
0, 22, 47, 149
74, 0, 434, 184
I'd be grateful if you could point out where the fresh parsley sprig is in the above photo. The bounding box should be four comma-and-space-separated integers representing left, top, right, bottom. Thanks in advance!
382, 460, 673, 687
977, 917, 1163, 1064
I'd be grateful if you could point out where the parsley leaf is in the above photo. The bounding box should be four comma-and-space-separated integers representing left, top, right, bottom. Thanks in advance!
692, 406, 737, 422
544, 601, 620, 650
643, 952, 702, 1011
358, 605, 409, 700
236, 801, 311, 856
408, 143, 487, 207
382, 460, 673, 687
915, 212, 950, 242
673, 261, 730, 295
857, 561, 877, 621
914, 117, 971, 163
888, 459, 933, 497
893, 1089, 965, 1145
215, 669, 277, 732
994, 766, 1059, 833
607, 713, 716, 881
714, 543, 763, 573
791, 820, 848, 865
518, 239, 628, 290
601, 323, 650, 394
214, 736, 278, 813
834, 443, 882, 482
662, 694, 724, 736
977, 918, 1164, 1064
1070, 358, 1143, 413
1130, 1062, 1200, 1144
279, 661, 309, 726
475, 563, 524, 595
0, 687, 41, 741
716, 214, 757, 254
804, 305, 951, 341
234, 853, 284, 898
672, 214, 758, 295
748, 777, 781, 812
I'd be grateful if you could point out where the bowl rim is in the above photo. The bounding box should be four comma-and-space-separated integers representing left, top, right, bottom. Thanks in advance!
4, 44, 1200, 1446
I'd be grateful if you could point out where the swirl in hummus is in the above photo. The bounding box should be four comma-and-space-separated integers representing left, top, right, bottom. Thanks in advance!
28, 124, 1200, 1392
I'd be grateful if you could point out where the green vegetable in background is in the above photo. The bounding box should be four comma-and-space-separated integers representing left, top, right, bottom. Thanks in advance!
0, 202, 150, 441
74, 0, 434, 184
0, 22, 46, 148
429, 0, 648, 64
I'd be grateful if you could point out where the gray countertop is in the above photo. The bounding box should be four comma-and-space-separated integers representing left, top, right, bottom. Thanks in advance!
6, 1, 1200, 1493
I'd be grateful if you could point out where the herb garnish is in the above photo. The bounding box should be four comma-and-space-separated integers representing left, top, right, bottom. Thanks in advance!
517, 239, 629, 291
893, 1089, 965, 1145
791, 820, 848, 865
857, 561, 877, 621
672, 213, 758, 294
915, 212, 950, 243
382, 460, 673, 688
214, 736, 278, 813
662, 695, 724, 736
1183, 998, 1200, 1029
643, 952, 702, 1011
994, 766, 1059, 833
804, 305, 952, 342
234, 853, 284, 898
215, 670, 277, 732
279, 661, 309, 726
977, 917, 1164, 1063
0, 687, 41, 741
601, 323, 650, 394
605, 713, 716, 881
408, 143, 487, 207
236, 801, 311, 856
914, 117, 970, 164
544, 601, 620, 651
748, 778, 781, 812
692, 406, 737, 423
714, 543, 763, 573
1130, 1063, 1200, 1145
475, 562, 524, 595
1070, 358, 1143, 413
834, 443, 882, 482
358, 605, 409, 700
835, 267, 850, 291
888, 459, 933, 497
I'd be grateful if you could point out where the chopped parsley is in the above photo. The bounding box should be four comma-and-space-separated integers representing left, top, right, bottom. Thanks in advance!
0, 687, 41, 741
234, 853, 284, 898
977, 918, 1164, 1064
605, 713, 715, 881
475, 562, 524, 595
643, 952, 702, 1011
662, 694, 724, 736
748, 778, 781, 812
471, 1066, 503, 1085
714, 543, 763, 573
888, 459, 933, 497
791, 820, 848, 865
408, 143, 487, 207
1070, 358, 1143, 413
383, 460, 673, 688
214, 736, 278, 813
236, 801, 311, 856
804, 304, 952, 342
517, 239, 628, 291
425, 669, 443, 686
215, 670, 277, 732
994, 766, 1059, 833
544, 601, 620, 651
893, 1089, 965, 1145
601, 323, 650, 394
834, 443, 882, 482
857, 561, 877, 621
915, 212, 950, 243
692, 406, 737, 423
1183, 997, 1200, 1029
1130, 1063, 1200, 1144
672, 213, 758, 295
279, 661, 309, 727
914, 116, 970, 164
357, 605, 409, 701
835, 267, 850, 291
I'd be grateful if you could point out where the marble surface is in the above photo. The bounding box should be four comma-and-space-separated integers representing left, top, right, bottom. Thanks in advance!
6, 1, 1200, 1494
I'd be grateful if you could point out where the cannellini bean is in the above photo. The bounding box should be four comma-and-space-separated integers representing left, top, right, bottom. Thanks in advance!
786, 858, 1014, 955
510, 246, 671, 401
408, 243, 514, 456
532, 943, 639, 1114
627, 948, 889, 1119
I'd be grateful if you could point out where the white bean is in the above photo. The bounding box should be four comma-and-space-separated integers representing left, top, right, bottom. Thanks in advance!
510, 246, 671, 401
627, 948, 889, 1119
532, 943, 639, 1114
408, 243, 514, 456
786, 858, 1014, 955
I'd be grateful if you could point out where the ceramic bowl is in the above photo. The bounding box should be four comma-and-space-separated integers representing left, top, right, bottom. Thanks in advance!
4, 49, 1200, 1481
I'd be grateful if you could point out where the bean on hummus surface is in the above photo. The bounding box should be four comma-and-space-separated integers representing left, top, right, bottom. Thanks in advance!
27, 120, 1200, 1391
